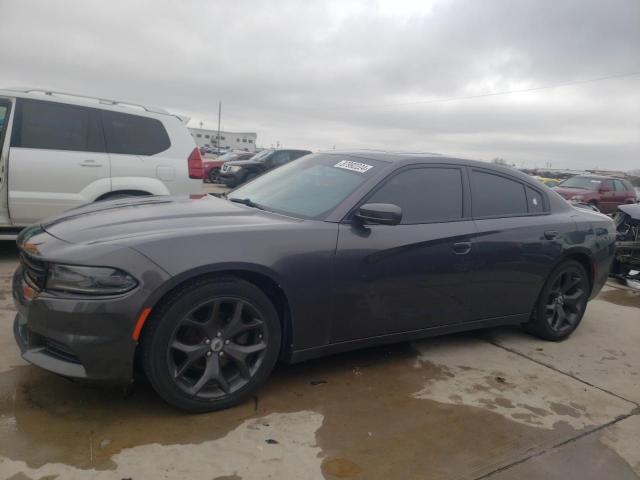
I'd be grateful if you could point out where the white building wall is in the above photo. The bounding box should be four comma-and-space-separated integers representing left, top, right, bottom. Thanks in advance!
189, 128, 257, 152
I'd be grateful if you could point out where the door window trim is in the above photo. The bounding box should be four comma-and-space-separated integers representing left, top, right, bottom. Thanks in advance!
468, 167, 550, 220
342, 163, 472, 225
0, 98, 13, 157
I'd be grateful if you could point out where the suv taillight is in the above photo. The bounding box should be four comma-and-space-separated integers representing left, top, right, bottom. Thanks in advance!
188, 147, 204, 179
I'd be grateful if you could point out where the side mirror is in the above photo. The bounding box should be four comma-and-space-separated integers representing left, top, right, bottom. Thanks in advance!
355, 203, 402, 225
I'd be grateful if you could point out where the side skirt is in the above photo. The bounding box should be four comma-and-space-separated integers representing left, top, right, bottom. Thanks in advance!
289, 314, 528, 364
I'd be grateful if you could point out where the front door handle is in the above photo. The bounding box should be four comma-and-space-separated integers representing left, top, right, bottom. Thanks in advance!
544, 230, 559, 240
79, 159, 102, 167
452, 241, 472, 255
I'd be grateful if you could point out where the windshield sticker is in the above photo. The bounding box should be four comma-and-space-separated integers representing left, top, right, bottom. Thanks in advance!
333, 160, 373, 173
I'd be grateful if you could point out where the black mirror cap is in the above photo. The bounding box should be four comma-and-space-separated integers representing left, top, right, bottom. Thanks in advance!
355, 203, 402, 225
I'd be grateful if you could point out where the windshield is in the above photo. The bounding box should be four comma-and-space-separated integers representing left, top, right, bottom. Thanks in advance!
217, 152, 240, 161
558, 176, 602, 190
229, 154, 386, 219
249, 150, 273, 162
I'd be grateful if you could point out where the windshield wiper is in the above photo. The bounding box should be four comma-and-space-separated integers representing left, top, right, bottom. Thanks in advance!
228, 197, 265, 210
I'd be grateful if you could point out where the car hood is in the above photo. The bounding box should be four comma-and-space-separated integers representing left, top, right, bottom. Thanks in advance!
553, 187, 593, 198
618, 203, 640, 220
42, 195, 297, 245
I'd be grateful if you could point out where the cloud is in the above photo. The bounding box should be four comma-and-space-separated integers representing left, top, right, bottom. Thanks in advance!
1, 0, 638, 169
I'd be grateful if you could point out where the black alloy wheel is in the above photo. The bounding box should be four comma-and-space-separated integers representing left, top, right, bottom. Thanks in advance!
169, 298, 267, 398
526, 260, 590, 340
142, 278, 281, 412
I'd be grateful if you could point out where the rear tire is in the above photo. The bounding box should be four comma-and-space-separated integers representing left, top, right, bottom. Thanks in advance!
524, 260, 590, 341
141, 277, 281, 412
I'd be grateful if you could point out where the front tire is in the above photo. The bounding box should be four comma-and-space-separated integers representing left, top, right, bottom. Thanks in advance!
141, 277, 281, 412
208, 168, 220, 184
525, 260, 590, 341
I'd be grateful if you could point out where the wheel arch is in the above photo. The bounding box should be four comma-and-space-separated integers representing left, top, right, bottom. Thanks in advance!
95, 189, 152, 201
559, 248, 594, 294
136, 264, 295, 363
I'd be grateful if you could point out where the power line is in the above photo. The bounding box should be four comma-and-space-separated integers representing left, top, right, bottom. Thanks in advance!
366, 71, 640, 109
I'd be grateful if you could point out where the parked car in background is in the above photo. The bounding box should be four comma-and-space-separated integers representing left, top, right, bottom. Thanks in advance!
219, 148, 312, 187
611, 203, 640, 288
553, 175, 637, 213
533, 176, 561, 188
13, 151, 615, 412
203, 151, 254, 183
0, 88, 203, 238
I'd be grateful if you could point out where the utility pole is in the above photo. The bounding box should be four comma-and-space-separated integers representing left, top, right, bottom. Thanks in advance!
217, 101, 222, 152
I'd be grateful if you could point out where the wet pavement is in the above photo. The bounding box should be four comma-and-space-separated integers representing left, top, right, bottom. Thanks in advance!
0, 240, 638, 479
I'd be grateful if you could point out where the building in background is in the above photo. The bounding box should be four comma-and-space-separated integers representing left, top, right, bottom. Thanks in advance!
188, 127, 257, 152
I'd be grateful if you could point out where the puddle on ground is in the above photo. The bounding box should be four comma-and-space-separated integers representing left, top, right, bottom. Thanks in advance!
411, 336, 631, 430
0, 332, 634, 480
597, 287, 640, 308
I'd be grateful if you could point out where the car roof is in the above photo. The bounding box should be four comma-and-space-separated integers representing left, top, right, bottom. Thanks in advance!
320, 150, 545, 186
0, 88, 176, 118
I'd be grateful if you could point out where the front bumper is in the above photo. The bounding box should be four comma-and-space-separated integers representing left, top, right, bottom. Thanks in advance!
218, 171, 243, 187
11, 230, 171, 383
13, 267, 145, 383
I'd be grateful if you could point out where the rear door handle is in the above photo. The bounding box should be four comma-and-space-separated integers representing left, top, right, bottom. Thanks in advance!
452, 241, 472, 255
544, 230, 559, 240
79, 159, 102, 167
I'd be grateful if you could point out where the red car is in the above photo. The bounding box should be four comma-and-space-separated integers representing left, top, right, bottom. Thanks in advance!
553, 175, 637, 213
203, 151, 255, 183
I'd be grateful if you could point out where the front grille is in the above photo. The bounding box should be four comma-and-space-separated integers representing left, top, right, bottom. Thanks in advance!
19, 252, 48, 290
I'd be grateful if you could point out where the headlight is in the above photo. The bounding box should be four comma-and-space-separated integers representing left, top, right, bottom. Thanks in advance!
571, 195, 584, 201
46, 264, 138, 295
228, 165, 242, 173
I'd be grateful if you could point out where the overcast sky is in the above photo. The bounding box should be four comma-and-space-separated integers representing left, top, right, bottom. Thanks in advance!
1, 0, 639, 170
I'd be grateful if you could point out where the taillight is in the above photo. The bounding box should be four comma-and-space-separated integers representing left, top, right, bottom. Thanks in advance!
188, 147, 204, 179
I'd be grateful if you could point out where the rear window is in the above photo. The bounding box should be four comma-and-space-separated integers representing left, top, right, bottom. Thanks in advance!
525, 186, 544, 213
471, 170, 528, 217
10, 99, 104, 152
102, 110, 170, 156
614, 180, 628, 192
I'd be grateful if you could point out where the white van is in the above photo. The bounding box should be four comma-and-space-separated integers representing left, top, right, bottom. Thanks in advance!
0, 89, 203, 238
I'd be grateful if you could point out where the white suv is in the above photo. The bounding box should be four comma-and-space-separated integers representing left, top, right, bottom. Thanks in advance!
0, 89, 203, 238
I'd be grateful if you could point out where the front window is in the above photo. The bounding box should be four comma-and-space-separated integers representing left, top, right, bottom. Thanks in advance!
229, 154, 385, 219
218, 152, 240, 161
558, 176, 602, 190
249, 150, 273, 162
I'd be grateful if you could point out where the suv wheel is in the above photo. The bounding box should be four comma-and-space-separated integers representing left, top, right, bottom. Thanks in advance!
525, 260, 590, 341
141, 277, 281, 412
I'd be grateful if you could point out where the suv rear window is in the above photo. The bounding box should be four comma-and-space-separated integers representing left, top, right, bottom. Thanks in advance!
11, 99, 104, 152
471, 170, 528, 217
102, 110, 170, 156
